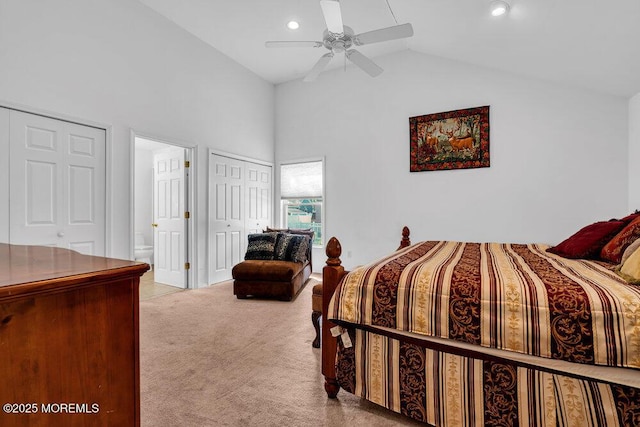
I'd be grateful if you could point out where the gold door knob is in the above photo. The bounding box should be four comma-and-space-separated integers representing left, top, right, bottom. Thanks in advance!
152, 223, 158, 227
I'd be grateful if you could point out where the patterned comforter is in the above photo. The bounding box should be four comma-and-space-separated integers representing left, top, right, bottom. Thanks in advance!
329, 241, 640, 369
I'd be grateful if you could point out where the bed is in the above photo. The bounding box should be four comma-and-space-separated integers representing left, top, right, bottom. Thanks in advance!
320, 227, 640, 426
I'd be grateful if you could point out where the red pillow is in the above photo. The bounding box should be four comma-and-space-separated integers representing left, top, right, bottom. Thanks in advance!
600, 216, 640, 263
547, 220, 626, 259
619, 212, 640, 224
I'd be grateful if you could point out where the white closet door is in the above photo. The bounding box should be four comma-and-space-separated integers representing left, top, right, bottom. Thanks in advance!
245, 162, 272, 235
153, 146, 187, 288
0, 108, 9, 243
9, 110, 105, 256
209, 154, 245, 284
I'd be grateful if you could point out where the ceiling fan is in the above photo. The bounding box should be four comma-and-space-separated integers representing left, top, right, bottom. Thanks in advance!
265, 0, 414, 82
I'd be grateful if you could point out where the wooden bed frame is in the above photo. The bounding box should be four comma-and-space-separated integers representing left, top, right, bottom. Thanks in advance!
320, 227, 640, 426
321, 226, 411, 397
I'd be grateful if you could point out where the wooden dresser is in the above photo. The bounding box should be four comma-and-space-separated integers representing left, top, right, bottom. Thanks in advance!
0, 244, 149, 427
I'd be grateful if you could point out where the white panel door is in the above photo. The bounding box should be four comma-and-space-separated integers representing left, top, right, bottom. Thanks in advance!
9, 110, 105, 255
245, 162, 272, 235
153, 147, 187, 288
209, 154, 244, 284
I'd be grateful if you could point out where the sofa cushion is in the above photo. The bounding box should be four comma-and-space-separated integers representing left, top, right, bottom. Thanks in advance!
244, 232, 278, 260
274, 233, 309, 263
232, 260, 306, 282
266, 227, 314, 240
265, 227, 288, 233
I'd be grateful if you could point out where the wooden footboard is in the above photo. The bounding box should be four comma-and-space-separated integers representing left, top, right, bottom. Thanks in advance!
322, 227, 411, 398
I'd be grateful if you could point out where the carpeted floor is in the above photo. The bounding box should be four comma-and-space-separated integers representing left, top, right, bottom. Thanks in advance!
139, 276, 423, 426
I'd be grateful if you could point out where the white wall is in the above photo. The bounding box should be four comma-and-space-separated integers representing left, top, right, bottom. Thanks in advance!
276, 50, 629, 269
0, 0, 275, 286
630, 93, 640, 212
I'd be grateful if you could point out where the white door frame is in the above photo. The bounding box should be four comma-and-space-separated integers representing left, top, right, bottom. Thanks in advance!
207, 149, 274, 285
0, 100, 113, 255
130, 130, 197, 289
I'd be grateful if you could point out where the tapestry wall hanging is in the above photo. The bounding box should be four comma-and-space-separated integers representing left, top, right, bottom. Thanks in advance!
409, 105, 490, 172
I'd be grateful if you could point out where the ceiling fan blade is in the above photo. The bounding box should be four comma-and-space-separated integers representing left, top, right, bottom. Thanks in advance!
265, 41, 323, 48
346, 49, 383, 77
320, 0, 344, 34
354, 23, 414, 46
303, 53, 334, 82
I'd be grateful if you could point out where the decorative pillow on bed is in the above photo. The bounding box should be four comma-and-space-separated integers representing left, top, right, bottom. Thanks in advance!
244, 232, 278, 260
600, 216, 640, 264
619, 211, 640, 224
274, 233, 309, 263
617, 245, 640, 284
621, 238, 640, 265
547, 220, 626, 259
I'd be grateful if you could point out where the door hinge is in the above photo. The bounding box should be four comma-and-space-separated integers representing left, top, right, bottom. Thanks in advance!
184, 160, 190, 168
185, 262, 191, 270
184, 211, 190, 219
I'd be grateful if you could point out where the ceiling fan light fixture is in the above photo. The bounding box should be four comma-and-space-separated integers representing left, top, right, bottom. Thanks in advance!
266, 0, 414, 81
490, 0, 510, 17
287, 20, 300, 30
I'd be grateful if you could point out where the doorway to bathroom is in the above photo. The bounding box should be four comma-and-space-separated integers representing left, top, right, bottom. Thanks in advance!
133, 134, 194, 292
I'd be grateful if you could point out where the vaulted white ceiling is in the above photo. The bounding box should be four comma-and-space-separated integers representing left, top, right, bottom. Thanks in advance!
139, 0, 640, 98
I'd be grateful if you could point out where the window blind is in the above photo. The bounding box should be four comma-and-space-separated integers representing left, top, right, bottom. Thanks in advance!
280, 161, 323, 199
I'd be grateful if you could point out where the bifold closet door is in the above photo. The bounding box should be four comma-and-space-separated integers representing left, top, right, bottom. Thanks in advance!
209, 154, 245, 284
245, 162, 272, 235
8, 110, 106, 256
208, 153, 273, 284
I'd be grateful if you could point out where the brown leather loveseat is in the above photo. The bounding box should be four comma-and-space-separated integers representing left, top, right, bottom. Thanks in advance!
232, 228, 313, 301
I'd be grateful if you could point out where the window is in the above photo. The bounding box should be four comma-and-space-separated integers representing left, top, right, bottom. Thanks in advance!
280, 160, 323, 246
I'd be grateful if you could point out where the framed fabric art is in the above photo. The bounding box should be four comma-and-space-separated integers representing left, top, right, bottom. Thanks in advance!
409, 105, 490, 172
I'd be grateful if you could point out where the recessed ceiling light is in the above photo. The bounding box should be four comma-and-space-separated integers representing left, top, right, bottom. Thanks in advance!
287, 20, 300, 30
490, 0, 510, 17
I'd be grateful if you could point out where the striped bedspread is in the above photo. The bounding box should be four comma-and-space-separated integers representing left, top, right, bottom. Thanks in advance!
335, 329, 640, 426
329, 241, 640, 369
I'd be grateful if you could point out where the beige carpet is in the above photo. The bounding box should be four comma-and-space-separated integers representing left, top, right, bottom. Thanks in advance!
140, 277, 423, 426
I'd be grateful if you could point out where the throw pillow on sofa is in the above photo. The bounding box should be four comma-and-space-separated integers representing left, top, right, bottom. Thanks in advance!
245, 232, 278, 260
274, 233, 309, 263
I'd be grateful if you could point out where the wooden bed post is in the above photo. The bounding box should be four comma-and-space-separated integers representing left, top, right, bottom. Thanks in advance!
398, 226, 411, 249
321, 228, 409, 398
322, 237, 345, 398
